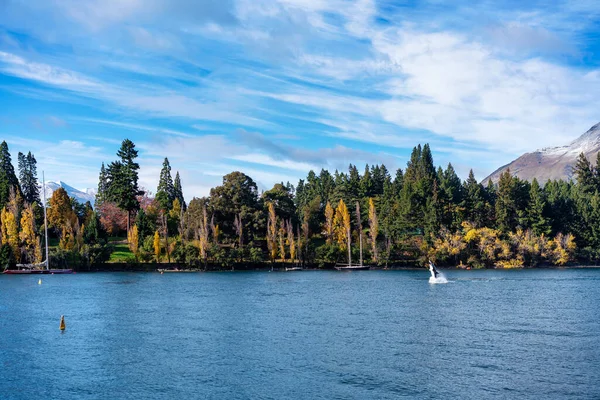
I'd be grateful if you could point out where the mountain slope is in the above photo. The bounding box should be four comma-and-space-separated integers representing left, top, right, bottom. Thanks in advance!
43, 181, 96, 205
484, 122, 600, 183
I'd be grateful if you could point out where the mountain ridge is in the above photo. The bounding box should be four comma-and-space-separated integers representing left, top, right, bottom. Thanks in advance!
42, 181, 96, 205
484, 122, 600, 183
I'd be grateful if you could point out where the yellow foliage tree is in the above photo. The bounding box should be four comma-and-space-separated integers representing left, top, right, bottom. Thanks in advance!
34, 237, 43, 264
278, 220, 286, 262
128, 225, 139, 255
59, 226, 75, 251
1, 207, 19, 259
287, 220, 296, 262
550, 233, 576, 265
333, 199, 351, 264
266, 202, 277, 261
19, 205, 38, 262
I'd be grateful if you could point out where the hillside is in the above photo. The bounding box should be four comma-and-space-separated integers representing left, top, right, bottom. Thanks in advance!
484, 122, 600, 183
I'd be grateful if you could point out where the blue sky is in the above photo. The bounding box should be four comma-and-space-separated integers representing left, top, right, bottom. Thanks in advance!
1, 0, 599, 199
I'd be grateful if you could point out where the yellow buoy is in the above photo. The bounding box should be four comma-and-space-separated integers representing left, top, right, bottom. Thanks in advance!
38, 279, 42, 285
59, 315, 66, 331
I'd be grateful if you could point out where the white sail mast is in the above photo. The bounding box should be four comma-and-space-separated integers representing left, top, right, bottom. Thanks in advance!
43, 171, 49, 270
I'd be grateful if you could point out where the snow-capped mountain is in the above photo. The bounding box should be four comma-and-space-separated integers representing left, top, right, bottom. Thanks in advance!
484, 122, 600, 183
42, 181, 96, 206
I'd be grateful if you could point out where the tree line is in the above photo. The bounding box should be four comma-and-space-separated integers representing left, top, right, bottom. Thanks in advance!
3, 138, 599, 270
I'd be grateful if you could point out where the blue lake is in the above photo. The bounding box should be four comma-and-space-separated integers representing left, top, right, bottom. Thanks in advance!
1, 269, 600, 399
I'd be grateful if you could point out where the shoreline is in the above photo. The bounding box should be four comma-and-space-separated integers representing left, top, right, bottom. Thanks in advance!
17, 264, 599, 273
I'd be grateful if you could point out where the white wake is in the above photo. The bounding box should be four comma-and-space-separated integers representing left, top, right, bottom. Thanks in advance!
429, 271, 448, 284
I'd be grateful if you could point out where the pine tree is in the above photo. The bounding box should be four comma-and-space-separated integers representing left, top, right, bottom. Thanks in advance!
156, 158, 174, 211
574, 152, 595, 194
462, 170, 486, 227
173, 171, 186, 211
527, 178, 550, 236
360, 164, 373, 198
95, 163, 108, 206
18, 152, 40, 205
0, 141, 20, 210
495, 170, 521, 233
106, 139, 142, 231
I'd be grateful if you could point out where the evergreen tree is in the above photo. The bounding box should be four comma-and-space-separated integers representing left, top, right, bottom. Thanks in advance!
18, 152, 40, 205
0, 141, 20, 209
495, 170, 529, 233
424, 180, 442, 240
462, 170, 486, 226
156, 158, 174, 211
392, 168, 403, 196
173, 171, 186, 211
318, 169, 335, 208
95, 163, 108, 206
574, 153, 595, 194
527, 178, 550, 235
106, 139, 142, 231
360, 164, 373, 198
348, 164, 361, 201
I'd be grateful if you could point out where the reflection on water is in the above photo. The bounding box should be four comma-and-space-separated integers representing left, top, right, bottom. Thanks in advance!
1, 269, 600, 399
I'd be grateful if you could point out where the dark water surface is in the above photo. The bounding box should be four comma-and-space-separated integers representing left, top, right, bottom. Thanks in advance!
1, 269, 600, 399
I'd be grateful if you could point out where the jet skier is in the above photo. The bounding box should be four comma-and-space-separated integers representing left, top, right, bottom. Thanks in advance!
428, 260, 439, 279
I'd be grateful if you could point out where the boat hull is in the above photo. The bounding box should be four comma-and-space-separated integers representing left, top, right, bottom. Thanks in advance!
158, 269, 201, 273
3, 269, 45, 274
3, 269, 73, 274
334, 265, 371, 271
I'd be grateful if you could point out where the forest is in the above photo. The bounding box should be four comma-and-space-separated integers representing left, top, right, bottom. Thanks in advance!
3, 138, 600, 271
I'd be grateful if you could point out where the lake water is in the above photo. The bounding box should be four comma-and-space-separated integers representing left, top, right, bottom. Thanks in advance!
1, 269, 600, 399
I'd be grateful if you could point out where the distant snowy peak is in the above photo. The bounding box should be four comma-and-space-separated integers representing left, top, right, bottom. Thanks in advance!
538, 123, 600, 157
42, 181, 96, 205
485, 122, 600, 183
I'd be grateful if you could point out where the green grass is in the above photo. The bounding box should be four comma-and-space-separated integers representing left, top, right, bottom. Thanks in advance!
108, 236, 127, 243
108, 243, 134, 263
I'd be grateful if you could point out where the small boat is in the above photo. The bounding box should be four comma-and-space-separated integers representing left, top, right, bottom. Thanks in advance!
285, 266, 302, 271
3, 264, 46, 274
335, 202, 371, 271
334, 263, 370, 271
158, 268, 201, 273
3, 172, 72, 275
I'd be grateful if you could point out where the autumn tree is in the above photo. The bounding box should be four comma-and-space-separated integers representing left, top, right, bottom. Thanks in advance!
278, 220, 286, 262
334, 199, 351, 264
1, 207, 19, 260
287, 219, 296, 263
128, 225, 139, 256
267, 202, 277, 261
368, 197, 379, 263
19, 204, 40, 263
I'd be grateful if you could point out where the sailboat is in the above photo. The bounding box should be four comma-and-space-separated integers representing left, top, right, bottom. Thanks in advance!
335, 201, 370, 271
3, 172, 73, 275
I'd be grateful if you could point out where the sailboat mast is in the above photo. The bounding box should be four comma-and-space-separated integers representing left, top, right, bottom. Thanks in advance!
43, 171, 49, 270
356, 201, 363, 266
